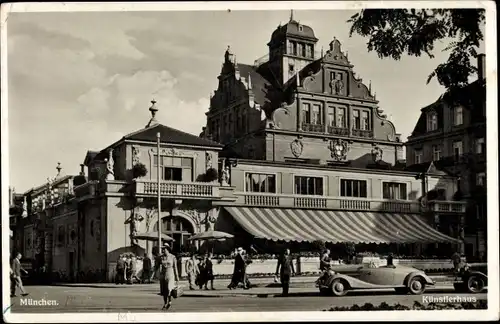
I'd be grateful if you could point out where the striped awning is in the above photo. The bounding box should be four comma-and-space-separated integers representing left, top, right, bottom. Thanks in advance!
224, 207, 460, 244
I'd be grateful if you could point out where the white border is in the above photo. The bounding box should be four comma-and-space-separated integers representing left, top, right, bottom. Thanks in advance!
1, 1, 498, 322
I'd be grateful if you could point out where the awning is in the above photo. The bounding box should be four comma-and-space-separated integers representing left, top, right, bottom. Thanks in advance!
224, 207, 461, 244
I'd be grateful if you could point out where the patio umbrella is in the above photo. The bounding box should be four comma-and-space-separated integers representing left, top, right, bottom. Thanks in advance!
188, 230, 234, 241
134, 231, 175, 242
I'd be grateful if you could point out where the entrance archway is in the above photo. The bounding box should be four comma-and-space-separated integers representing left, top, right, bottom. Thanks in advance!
161, 216, 194, 254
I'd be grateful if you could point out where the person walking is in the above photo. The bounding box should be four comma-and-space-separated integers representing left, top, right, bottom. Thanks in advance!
451, 251, 462, 279
275, 248, 295, 297
129, 256, 140, 284
228, 247, 245, 289
11, 252, 29, 297
142, 254, 152, 284
185, 253, 199, 290
115, 255, 126, 284
158, 243, 180, 311
203, 253, 215, 290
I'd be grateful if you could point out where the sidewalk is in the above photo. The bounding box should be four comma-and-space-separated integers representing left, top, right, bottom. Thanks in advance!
52, 274, 455, 290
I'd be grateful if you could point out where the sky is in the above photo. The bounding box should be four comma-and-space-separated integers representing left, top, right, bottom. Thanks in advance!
6, 8, 485, 193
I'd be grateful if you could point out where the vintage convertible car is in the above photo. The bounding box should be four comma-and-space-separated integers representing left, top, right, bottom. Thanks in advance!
453, 263, 488, 293
316, 263, 435, 296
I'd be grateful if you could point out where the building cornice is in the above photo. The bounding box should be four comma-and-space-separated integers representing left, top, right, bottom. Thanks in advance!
123, 139, 223, 151
264, 128, 404, 146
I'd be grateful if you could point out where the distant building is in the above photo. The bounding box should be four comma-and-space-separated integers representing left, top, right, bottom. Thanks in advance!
405, 54, 487, 260
9, 14, 469, 283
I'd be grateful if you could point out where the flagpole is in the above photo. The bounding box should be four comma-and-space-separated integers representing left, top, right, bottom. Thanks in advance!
157, 132, 162, 251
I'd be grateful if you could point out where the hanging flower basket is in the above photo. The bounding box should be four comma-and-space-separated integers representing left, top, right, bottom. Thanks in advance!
132, 163, 148, 179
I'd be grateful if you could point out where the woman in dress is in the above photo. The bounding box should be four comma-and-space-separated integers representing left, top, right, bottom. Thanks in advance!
159, 243, 180, 310
203, 253, 215, 290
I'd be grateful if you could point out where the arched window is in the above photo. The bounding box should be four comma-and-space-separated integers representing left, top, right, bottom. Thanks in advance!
154, 216, 194, 253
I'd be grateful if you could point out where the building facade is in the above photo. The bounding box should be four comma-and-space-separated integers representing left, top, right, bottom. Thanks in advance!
9, 15, 468, 282
405, 54, 487, 260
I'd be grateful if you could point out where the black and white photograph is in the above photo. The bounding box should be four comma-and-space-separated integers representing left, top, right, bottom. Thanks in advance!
1, 1, 498, 322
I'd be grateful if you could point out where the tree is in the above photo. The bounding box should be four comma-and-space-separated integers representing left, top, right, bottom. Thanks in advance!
348, 9, 485, 100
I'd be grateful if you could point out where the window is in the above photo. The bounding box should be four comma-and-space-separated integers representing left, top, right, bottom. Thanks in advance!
311, 105, 322, 125
415, 149, 423, 164
383, 182, 408, 200
288, 63, 295, 73
337, 107, 346, 128
298, 25, 303, 32
301, 43, 306, 57
352, 110, 361, 129
306, 44, 312, 58
361, 111, 370, 130
327, 106, 335, 127
295, 176, 324, 196
245, 173, 276, 193
453, 106, 463, 126
476, 138, 485, 154
453, 141, 463, 159
340, 179, 367, 198
427, 111, 438, 131
432, 145, 441, 161
292, 42, 298, 56
476, 172, 486, 186
287, 40, 294, 55
154, 156, 193, 181
302, 103, 311, 123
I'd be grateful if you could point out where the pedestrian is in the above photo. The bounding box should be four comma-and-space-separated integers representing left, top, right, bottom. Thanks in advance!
185, 253, 199, 290
11, 252, 29, 297
320, 249, 331, 271
142, 254, 152, 284
197, 256, 206, 289
387, 253, 394, 267
275, 248, 295, 297
158, 242, 180, 311
129, 256, 140, 284
228, 247, 245, 289
451, 251, 462, 279
116, 255, 127, 284
126, 255, 133, 284
203, 253, 215, 290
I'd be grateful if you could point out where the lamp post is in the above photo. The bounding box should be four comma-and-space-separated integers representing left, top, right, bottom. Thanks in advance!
157, 131, 162, 251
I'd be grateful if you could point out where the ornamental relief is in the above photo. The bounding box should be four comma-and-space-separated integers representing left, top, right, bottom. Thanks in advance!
328, 139, 350, 161
290, 139, 304, 158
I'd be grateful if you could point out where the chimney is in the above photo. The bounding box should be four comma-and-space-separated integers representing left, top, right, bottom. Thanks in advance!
477, 54, 485, 80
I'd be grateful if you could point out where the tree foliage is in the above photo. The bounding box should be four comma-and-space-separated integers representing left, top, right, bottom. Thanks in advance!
348, 9, 485, 91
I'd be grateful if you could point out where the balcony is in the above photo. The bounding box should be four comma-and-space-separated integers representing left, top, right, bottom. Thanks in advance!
134, 179, 221, 200
352, 129, 373, 138
236, 193, 423, 213
327, 126, 349, 136
428, 200, 467, 213
74, 181, 98, 200
302, 123, 324, 133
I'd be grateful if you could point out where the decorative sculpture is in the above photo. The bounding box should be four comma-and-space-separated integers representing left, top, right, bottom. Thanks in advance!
106, 149, 115, 180
221, 160, 231, 186
329, 139, 349, 161
290, 139, 304, 158
330, 74, 344, 95
132, 146, 140, 165
127, 210, 144, 246
371, 144, 383, 163
206, 152, 213, 170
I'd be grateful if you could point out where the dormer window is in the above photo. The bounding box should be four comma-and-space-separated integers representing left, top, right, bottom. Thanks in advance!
298, 25, 303, 32
426, 111, 438, 131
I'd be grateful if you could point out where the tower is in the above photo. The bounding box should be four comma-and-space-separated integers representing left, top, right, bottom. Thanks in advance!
266, 10, 318, 86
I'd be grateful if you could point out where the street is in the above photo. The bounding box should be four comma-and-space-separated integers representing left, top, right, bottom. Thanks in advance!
8, 284, 487, 313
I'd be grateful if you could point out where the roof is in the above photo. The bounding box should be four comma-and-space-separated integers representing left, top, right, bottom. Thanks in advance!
269, 20, 317, 43
236, 63, 271, 107
404, 161, 452, 176
123, 124, 224, 148
409, 79, 486, 138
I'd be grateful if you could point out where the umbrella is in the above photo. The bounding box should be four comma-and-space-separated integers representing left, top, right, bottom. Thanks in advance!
134, 231, 175, 242
188, 230, 234, 241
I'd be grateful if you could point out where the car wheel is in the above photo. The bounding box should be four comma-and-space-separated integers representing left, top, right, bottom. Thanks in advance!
331, 278, 348, 296
395, 287, 408, 294
467, 275, 485, 293
408, 277, 426, 295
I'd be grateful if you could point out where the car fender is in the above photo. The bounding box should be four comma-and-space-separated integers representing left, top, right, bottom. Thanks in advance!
404, 271, 434, 286
463, 271, 488, 285
325, 273, 356, 289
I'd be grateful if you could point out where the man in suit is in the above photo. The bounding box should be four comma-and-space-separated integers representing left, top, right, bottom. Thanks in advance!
275, 248, 295, 297
11, 252, 29, 297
